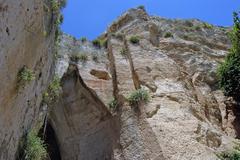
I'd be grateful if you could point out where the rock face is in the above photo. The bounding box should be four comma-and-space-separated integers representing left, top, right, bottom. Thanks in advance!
50, 65, 117, 160
53, 8, 237, 160
0, 0, 56, 159
0, 3, 238, 160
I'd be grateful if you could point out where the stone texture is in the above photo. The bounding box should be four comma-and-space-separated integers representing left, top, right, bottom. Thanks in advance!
0, 0, 56, 159
54, 8, 236, 160
50, 65, 117, 160
1, 3, 237, 160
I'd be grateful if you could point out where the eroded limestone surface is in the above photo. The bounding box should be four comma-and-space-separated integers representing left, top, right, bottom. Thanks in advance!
0, 0, 56, 159
54, 8, 236, 160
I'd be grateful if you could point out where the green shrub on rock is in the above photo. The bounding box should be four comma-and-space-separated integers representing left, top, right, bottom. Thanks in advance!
80, 37, 87, 43
120, 48, 127, 57
217, 11, 240, 101
217, 144, 240, 160
43, 76, 61, 105
17, 66, 35, 88
129, 36, 140, 44
164, 32, 173, 38
203, 22, 213, 29
138, 5, 145, 10
127, 88, 150, 105
24, 130, 47, 160
92, 38, 107, 48
92, 39, 102, 48
108, 99, 117, 109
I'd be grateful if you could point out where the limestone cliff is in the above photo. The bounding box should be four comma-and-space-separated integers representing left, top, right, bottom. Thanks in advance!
0, 3, 239, 160
52, 7, 238, 160
0, 0, 58, 159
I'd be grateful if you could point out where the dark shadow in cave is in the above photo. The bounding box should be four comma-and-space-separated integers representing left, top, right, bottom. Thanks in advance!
39, 121, 61, 160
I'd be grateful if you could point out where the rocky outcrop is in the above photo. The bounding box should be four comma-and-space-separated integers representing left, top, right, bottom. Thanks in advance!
54, 8, 237, 160
0, 2, 237, 160
50, 64, 117, 160
0, 0, 56, 159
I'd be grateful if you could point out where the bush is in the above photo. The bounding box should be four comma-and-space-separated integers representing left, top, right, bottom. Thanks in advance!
80, 37, 87, 43
70, 53, 88, 63
120, 48, 127, 57
102, 39, 108, 49
203, 22, 213, 29
217, 144, 240, 160
43, 76, 61, 105
185, 20, 194, 27
194, 25, 202, 31
164, 32, 173, 38
218, 150, 240, 160
108, 99, 117, 109
54, 14, 64, 26
24, 130, 47, 160
92, 39, 101, 48
217, 11, 240, 101
92, 38, 107, 48
129, 36, 140, 44
50, 0, 59, 12
138, 5, 145, 10
127, 88, 150, 105
17, 66, 35, 87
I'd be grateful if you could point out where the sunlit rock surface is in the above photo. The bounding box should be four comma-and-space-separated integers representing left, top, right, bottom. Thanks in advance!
53, 7, 238, 160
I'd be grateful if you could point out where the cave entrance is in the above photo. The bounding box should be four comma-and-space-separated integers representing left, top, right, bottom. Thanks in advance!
39, 121, 61, 160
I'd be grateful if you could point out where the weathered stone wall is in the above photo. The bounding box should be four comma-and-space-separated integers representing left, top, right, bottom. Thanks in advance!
55, 8, 236, 160
50, 65, 117, 160
0, 0, 55, 159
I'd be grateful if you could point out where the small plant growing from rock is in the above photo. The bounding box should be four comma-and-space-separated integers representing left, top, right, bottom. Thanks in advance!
24, 130, 47, 160
120, 48, 127, 57
92, 38, 108, 48
127, 88, 150, 105
194, 25, 202, 31
102, 39, 108, 49
43, 76, 61, 105
78, 53, 88, 63
108, 98, 117, 109
92, 39, 101, 48
129, 36, 140, 44
138, 5, 145, 10
17, 66, 35, 88
203, 22, 213, 29
184, 20, 194, 27
164, 32, 173, 38
50, 0, 60, 12
217, 143, 240, 160
80, 37, 87, 43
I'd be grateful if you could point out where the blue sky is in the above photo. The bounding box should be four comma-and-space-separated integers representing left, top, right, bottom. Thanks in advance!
61, 0, 240, 40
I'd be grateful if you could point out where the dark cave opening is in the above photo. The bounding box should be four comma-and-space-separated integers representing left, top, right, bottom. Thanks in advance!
16, 121, 61, 160
39, 122, 61, 160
